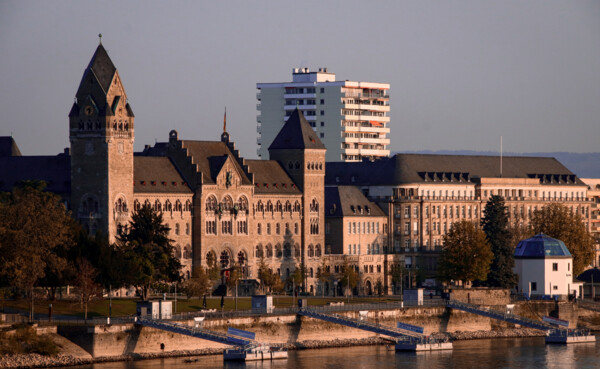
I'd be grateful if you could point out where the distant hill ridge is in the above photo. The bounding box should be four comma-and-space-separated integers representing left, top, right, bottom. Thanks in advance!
396, 150, 600, 179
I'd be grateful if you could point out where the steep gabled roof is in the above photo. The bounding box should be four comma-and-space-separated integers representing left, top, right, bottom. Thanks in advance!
133, 157, 192, 194
245, 160, 301, 194
179, 140, 252, 186
0, 137, 22, 157
78, 44, 116, 94
268, 108, 325, 150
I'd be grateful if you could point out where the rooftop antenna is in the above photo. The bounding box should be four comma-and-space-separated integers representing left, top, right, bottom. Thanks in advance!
98, 33, 102, 45
500, 136, 503, 177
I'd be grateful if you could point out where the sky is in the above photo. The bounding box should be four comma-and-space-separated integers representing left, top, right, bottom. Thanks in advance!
1, 1, 599, 158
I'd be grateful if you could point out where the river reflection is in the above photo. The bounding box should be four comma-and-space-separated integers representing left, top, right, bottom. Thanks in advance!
66, 337, 599, 369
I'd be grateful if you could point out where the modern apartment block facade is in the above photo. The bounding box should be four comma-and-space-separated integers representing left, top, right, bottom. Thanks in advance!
257, 68, 390, 162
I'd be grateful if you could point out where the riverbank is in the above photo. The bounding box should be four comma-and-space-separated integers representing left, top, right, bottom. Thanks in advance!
0, 328, 553, 369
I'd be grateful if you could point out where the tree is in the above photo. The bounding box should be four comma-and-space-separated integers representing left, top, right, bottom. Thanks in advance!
339, 258, 359, 297
182, 266, 213, 298
257, 257, 272, 294
530, 203, 595, 276
225, 262, 241, 295
375, 278, 384, 296
438, 220, 493, 285
0, 181, 75, 319
316, 260, 331, 297
481, 195, 518, 287
73, 258, 101, 323
118, 205, 182, 300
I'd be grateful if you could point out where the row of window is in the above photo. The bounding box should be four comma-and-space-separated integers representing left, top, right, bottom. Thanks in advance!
347, 221, 381, 235
133, 199, 191, 213
206, 220, 248, 235
347, 243, 382, 255
363, 264, 382, 274
205, 195, 248, 212
255, 243, 322, 259
257, 222, 298, 235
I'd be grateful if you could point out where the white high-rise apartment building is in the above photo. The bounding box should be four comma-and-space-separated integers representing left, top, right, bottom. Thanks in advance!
257, 68, 390, 162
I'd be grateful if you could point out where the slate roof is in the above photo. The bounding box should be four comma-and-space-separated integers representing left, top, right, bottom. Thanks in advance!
576, 268, 600, 283
268, 108, 326, 150
245, 160, 301, 194
0, 154, 70, 195
78, 44, 116, 93
0, 137, 22, 157
179, 140, 253, 186
133, 157, 191, 194
325, 186, 385, 218
326, 154, 583, 186
514, 234, 572, 259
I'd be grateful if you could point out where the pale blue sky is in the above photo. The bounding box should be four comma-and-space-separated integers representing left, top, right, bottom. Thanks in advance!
1, 1, 599, 157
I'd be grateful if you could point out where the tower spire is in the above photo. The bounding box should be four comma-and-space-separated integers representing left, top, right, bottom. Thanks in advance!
98, 33, 102, 45
221, 107, 230, 143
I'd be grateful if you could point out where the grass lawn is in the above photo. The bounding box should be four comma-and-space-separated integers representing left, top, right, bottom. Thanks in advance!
1, 295, 402, 319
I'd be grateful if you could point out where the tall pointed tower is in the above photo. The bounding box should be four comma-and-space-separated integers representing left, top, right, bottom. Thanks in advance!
69, 41, 135, 242
268, 108, 326, 286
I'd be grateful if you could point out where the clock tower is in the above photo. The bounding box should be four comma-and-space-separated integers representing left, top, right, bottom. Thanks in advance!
68, 41, 135, 242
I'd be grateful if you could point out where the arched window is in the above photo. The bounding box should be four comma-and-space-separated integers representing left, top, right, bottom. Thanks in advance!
115, 197, 127, 213
266, 201, 273, 212
276, 201, 283, 213
206, 250, 216, 268
81, 194, 99, 214
165, 200, 172, 212
285, 201, 292, 213
308, 244, 314, 258
185, 200, 192, 212
275, 244, 282, 258
154, 200, 162, 212
266, 244, 273, 258
310, 199, 319, 212
283, 243, 291, 258
220, 250, 230, 269
237, 196, 248, 212
206, 195, 217, 211
257, 201, 264, 213
133, 200, 141, 211
310, 268, 314, 278
222, 196, 233, 212
175, 200, 182, 212
255, 245, 263, 258
294, 201, 301, 212
294, 244, 300, 258
315, 244, 322, 257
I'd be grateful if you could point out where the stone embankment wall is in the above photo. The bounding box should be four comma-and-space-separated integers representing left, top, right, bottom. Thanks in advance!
56, 300, 581, 358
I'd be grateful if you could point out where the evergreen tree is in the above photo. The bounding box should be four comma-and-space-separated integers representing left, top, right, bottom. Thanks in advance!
118, 205, 181, 300
481, 195, 518, 287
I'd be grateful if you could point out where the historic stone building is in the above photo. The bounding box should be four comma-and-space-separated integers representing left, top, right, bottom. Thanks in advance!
0, 43, 326, 292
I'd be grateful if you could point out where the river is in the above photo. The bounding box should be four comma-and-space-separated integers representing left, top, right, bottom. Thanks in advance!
63, 337, 599, 369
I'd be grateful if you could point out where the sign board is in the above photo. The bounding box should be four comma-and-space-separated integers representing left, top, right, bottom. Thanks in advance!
542, 316, 569, 328
397, 322, 424, 334
228, 327, 256, 340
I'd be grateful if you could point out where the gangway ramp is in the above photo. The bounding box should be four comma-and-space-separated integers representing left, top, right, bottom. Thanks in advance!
446, 300, 596, 344
136, 317, 288, 361
298, 308, 452, 351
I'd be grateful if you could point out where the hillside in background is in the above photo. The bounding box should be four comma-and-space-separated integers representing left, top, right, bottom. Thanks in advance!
398, 151, 600, 179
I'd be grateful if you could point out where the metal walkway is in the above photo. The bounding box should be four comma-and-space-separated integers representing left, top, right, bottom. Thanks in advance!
136, 317, 256, 347
298, 307, 435, 344
446, 300, 556, 331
